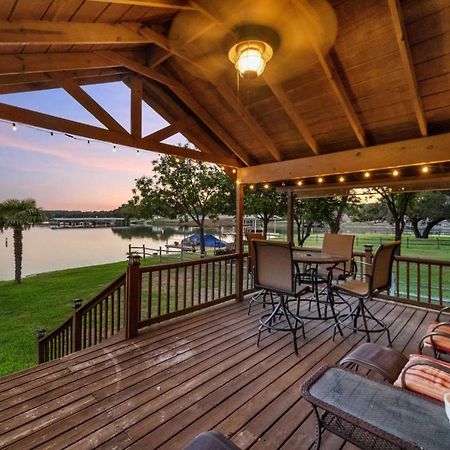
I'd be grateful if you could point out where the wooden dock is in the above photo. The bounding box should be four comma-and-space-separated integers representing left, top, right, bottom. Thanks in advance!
0, 297, 435, 449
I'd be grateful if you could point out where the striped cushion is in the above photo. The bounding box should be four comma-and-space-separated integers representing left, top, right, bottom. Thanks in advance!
423, 323, 450, 352
394, 354, 450, 403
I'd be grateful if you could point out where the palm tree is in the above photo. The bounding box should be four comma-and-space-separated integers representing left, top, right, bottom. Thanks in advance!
0, 199, 45, 283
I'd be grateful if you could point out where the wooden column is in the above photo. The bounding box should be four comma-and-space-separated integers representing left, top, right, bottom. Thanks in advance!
235, 182, 244, 302
287, 191, 294, 245
71, 299, 83, 352
125, 254, 141, 339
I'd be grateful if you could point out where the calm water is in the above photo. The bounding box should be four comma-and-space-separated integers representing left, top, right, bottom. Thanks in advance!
0, 225, 199, 281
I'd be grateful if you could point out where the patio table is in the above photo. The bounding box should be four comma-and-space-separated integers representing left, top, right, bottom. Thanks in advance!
292, 250, 349, 321
302, 365, 450, 450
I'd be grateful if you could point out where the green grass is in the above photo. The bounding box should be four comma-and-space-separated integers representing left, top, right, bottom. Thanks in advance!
0, 255, 182, 376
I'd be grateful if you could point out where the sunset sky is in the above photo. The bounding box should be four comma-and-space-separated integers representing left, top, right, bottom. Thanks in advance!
0, 82, 188, 211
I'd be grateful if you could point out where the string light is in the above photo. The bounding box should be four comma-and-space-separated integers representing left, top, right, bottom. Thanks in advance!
364, 171, 371, 178
421, 166, 429, 173
297, 180, 303, 186
317, 177, 324, 183
392, 169, 399, 176
249, 184, 255, 190
232, 168, 237, 174
263, 183, 269, 189
12, 123, 16, 131
339, 176, 345, 183
175, 157, 180, 163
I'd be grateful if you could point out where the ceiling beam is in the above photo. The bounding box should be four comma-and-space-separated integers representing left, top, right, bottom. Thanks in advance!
88, 0, 195, 10
281, 172, 450, 198
292, 0, 367, 147
264, 76, 319, 155
101, 51, 251, 166
49, 71, 127, 134
0, 20, 164, 46
0, 102, 239, 167
388, 0, 427, 136
0, 72, 128, 95
237, 133, 450, 184
0, 50, 145, 76
130, 76, 143, 138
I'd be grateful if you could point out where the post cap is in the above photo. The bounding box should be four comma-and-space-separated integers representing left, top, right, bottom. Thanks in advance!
128, 253, 141, 265
72, 298, 83, 309
36, 328, 46, 339
364, 244, 373, 252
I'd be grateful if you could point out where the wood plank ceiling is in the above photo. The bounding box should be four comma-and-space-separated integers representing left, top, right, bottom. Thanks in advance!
0, 0, 449, 190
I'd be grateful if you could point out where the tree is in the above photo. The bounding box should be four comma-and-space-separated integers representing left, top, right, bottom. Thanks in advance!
376, 189, 416, 242
322, 195, 359, 234
131, 154, 235, 255
294, 198, 330, 246
0, 199, 45, 283
408, 191, 450, 238
244, 185, 286, 238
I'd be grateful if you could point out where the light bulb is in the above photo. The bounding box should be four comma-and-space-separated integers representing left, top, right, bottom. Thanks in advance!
318, 177, 324, 183
392, 169, 399, 176
297, 180, 303, 186
421, 166, 429, 173
263, 184, 269, 189
364, 172, 370, 178
249, 184, 255, 190
339, 176, 345, 183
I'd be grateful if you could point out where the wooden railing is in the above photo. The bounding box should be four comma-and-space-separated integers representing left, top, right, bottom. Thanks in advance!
38, 274, 126, 363
37, 246, 448, 364
137, 253, 252, 328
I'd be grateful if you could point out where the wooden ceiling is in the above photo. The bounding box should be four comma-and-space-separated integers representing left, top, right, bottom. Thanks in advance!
0, 0, 449, 188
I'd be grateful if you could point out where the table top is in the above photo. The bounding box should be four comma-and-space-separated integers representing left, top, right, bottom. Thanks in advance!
302, 366, 450, 450
292, 251, 349, 265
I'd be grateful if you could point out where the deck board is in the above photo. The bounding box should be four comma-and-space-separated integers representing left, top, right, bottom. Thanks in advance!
0, 297, 436, 450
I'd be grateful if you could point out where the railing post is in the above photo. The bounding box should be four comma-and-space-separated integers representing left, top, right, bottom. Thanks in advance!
72, 298, 83, 352
125, 254, 141, 339
36, 328, 46, 363
364, 244, 373, 270
235, 181, 244, 302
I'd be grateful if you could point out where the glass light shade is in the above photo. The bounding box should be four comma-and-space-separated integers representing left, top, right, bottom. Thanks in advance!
229, 40, 273, 79
236, 47, 266, 78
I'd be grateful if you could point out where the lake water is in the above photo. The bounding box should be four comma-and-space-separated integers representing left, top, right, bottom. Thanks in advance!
0, 225, 207, 281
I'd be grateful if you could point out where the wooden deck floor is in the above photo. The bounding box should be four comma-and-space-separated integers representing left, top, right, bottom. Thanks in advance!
0, 296, 436, 450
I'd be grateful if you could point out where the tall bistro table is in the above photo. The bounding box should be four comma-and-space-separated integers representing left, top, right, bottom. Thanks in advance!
292, 250, 350, 325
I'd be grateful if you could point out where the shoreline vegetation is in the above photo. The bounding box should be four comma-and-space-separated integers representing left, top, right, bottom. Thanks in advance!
1, 233, 449, 376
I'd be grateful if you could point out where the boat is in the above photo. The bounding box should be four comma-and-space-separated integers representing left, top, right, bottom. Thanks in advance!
181, 234, 227, 248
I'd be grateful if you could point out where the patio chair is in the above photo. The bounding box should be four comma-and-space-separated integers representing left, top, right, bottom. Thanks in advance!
418, 306, 450, 360
302, 233, 356, 315
331, 240, 401, 346
246, 232, 267, 314
253, 240, 310, 354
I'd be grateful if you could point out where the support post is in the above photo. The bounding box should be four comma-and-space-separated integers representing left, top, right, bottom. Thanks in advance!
125, 254, 141, 339
287, 191, 294, 245
235, 182, 244, 302
72, 298, 83, 352
36, 328, 46, 364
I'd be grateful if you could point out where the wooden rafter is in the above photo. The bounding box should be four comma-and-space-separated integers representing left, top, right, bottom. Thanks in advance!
292, 0, 367, 147
238, 132, 450, 184
0, 52, 121, 76
0, 102, 239, 167
388, 0, 427, 136
130, 76, 143, 138
49, 71, 127, 134
0, 72, 128, 95
0, 21, 165, 46
264, 76, 319, 155
137, 79, 239, 160
87, 0, 195, 10
144, 124, 178, 142
101, 51, 252, 166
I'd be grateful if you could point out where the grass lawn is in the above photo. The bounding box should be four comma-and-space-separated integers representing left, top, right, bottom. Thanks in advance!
0, 255, 183, 376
